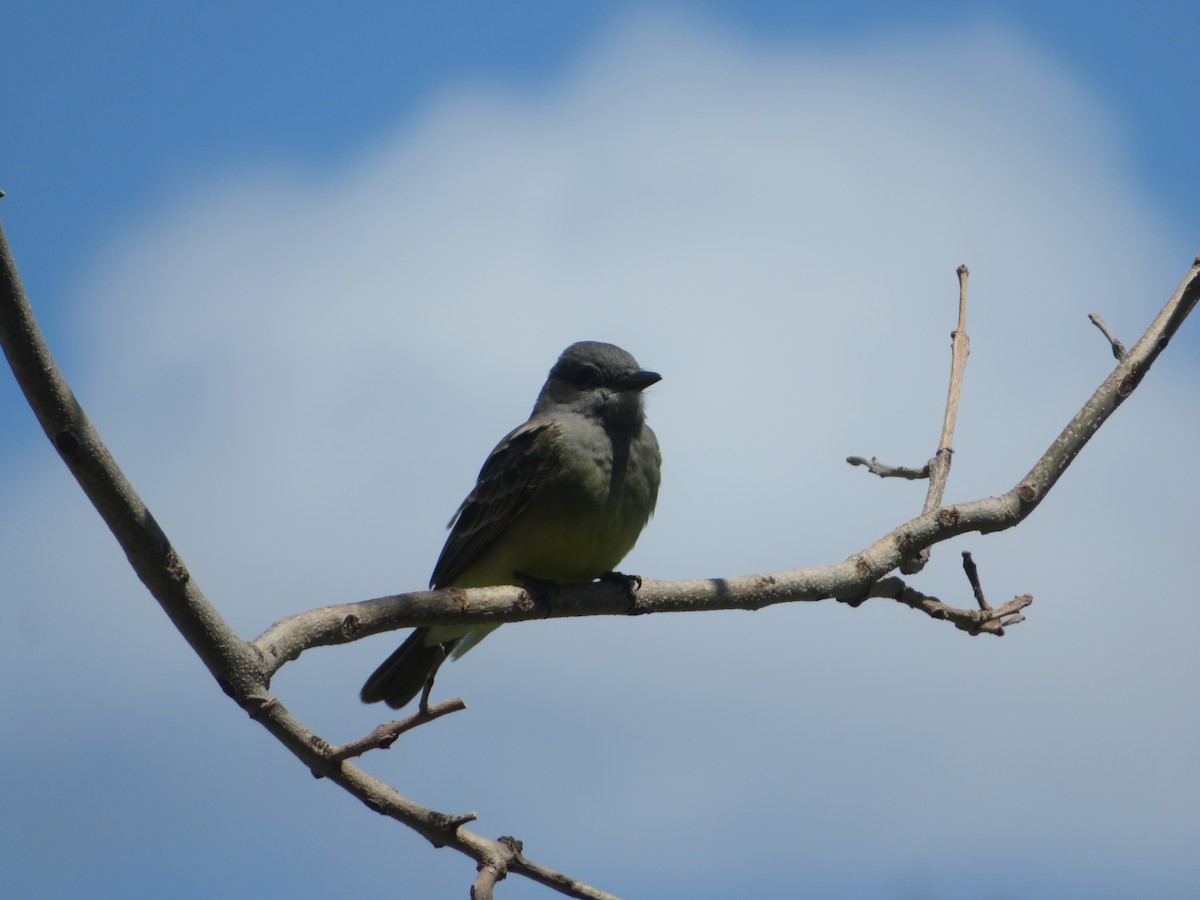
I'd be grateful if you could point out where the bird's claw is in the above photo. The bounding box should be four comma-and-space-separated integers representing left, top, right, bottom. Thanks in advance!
600, 570, 643, 612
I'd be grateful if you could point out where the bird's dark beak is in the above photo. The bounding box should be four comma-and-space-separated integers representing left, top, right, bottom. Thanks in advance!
615, 368, 662, 392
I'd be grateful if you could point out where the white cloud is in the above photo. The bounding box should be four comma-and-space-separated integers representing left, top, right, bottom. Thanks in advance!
4, 10, 1196, 898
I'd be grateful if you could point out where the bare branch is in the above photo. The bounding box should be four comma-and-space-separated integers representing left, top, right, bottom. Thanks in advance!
471, 836, 523, 900
0, 216, 262, 696
1088, 312, 1127, 360
330, 697, 467, 762
255, 558, 1035, 678
252, 254, 1200, 666
476, 835, 621, 900
0, 218, 614, 900
863, 576, 1030, 636
848, 266, 972, 573
902, 265, 972, 574
960, 551, 991, 612
511, 853, 623, 900
845, 456, 929, 479
472, 866, 503, 900
4, 203, 1198, 899
922, 264, 971, 514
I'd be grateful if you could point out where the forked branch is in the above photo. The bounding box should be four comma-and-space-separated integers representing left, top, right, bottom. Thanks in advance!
2, 205, 1197, 900
0, 218, 614, 900
846, 265, 972, 574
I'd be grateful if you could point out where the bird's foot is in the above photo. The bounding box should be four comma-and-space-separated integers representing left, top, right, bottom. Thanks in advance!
600, 570, 643, 612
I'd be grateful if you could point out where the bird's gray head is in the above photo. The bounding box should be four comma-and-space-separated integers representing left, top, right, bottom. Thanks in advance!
532, 341, 661, 426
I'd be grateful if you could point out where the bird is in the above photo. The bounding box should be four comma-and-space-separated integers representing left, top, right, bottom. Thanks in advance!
360, 341, 662, 709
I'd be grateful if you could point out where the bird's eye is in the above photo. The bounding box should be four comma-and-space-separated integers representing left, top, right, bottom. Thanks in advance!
571, 363, 604, 388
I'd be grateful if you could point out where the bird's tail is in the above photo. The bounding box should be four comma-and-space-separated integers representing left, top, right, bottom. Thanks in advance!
360, 628, 460, 709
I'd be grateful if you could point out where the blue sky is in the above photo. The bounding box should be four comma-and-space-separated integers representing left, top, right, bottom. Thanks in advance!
2, 3, 1198, 899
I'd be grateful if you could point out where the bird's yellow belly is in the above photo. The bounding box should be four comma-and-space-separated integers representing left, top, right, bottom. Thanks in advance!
455, 479, 650, 588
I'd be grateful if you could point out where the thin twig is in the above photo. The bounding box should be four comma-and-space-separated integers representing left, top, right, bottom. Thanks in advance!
901, 264, 971, 574
1088, 313, 1127, 360
866, 576, 1029, 636
330, 697, 467, 762
845, 456, 930, 480
960, 551, 991, 611
848, 266, 971, 571
923, 264, 971, 513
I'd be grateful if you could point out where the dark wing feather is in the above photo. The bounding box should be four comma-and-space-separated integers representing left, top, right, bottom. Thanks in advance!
429, 419, 562, 589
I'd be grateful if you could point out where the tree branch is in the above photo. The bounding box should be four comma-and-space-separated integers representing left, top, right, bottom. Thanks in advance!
845, 265, 972, 572
845, 456, 929, 479
960, 551, 992, 612
330, 697, 468, 762
923, 264, 971, 513
0, 221, 262, 698
252, 254, 1199, 665
0, 216, 614, 900
4, 201, 1197, 898
1088, 312, 1127, 360
903, 264, 973, 573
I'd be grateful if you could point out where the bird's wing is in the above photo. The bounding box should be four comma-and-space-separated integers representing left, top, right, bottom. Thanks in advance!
430, 418, 563, 589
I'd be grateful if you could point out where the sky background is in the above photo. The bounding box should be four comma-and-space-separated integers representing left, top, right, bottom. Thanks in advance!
2, 3, 1198, 899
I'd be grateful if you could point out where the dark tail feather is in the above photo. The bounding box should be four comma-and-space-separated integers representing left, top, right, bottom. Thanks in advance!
360, 628, 460, 709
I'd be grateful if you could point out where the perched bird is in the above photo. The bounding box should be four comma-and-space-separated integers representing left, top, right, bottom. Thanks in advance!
361, 341, 662, 709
